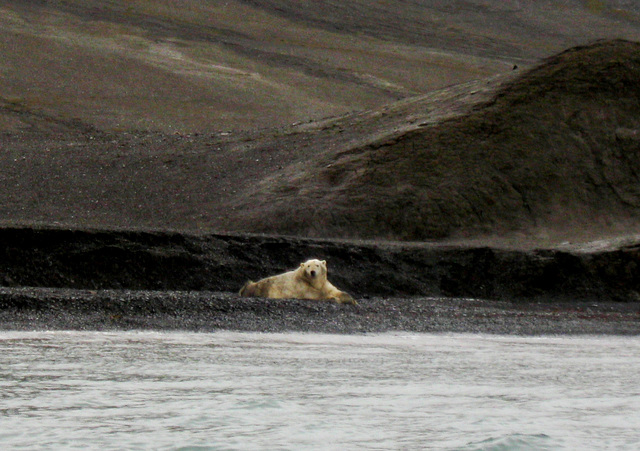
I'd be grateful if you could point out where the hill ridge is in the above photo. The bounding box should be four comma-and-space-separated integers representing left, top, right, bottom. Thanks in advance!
224, 39, 640, 242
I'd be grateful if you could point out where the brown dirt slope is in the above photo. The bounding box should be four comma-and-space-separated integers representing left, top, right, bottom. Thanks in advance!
2, 0, 640, 132
2, 40, 640, 245
0, 0, 516, 132
226, 40, 640, 241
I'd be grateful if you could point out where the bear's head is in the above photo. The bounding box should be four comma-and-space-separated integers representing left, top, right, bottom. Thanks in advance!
299, 259, 327, 286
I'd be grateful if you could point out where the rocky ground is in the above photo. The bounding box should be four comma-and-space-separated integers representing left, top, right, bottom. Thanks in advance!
2, 287, 640, 335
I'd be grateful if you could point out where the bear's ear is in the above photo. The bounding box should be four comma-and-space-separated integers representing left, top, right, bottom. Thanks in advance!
300, 262, 305, 268
321, 260, 327, 267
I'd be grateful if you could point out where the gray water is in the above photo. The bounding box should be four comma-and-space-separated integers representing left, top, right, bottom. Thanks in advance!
1, 331, 639, 450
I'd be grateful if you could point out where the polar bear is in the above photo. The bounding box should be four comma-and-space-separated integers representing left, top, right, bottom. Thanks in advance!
239, 259, 356, 304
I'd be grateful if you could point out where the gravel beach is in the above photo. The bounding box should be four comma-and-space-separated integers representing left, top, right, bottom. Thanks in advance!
1, 287, 639, 335
1, 227, 640, 335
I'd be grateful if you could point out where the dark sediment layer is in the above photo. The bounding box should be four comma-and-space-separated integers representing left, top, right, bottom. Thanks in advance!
1, 227, 639, 334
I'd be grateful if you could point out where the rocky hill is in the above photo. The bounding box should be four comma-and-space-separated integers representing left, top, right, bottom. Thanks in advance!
227, 40, 640, 242
3, 39, 640, 245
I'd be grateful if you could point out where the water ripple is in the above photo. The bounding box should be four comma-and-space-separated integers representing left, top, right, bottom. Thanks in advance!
1, 331, 639, 450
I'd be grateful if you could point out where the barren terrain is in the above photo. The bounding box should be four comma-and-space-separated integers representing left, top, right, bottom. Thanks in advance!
2, 1, 640, 333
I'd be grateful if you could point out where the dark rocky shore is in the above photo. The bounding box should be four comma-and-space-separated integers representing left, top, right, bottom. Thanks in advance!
1, 227, 639, 334
2, 287, 640, 335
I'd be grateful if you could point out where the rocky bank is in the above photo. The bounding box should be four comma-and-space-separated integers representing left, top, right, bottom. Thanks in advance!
1, 227, 639, 334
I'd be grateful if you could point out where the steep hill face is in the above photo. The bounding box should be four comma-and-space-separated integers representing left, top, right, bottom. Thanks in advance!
226, 40, 640, 241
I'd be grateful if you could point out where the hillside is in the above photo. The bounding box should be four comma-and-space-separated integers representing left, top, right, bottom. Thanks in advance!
1, 1, 640, 245
226, 40, 640, 242
2, 0, 640, 132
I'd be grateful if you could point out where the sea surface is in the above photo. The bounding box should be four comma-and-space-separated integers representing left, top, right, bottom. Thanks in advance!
1, 331, 639, 450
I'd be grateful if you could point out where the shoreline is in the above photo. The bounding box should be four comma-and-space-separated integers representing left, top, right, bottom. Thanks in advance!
2, 226, 640, 301
1, 226, 640, 335
1, 287, 639, 335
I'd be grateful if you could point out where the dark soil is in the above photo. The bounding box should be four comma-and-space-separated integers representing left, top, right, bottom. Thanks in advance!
3, 227, 640, 302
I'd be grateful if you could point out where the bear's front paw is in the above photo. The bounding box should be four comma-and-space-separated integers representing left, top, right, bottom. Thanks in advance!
335, 292, 357, 305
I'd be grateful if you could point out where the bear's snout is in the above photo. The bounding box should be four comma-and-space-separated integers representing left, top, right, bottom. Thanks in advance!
310, 270, 316, 278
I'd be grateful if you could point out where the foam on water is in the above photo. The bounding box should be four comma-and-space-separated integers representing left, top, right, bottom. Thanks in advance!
1, 331, 639, 450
